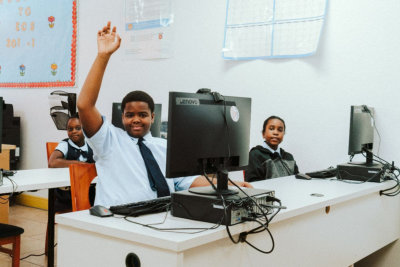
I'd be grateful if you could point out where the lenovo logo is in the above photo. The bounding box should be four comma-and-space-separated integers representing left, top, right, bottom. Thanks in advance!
176, 97, 200, 105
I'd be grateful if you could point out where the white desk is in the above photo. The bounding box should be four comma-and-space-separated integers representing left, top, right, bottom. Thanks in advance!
56, 176, 400, 267
0, 168, 70, 267
0, 168, 70, 194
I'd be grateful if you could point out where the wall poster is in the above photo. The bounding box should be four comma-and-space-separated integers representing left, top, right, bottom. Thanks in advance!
0, 0, 77, 88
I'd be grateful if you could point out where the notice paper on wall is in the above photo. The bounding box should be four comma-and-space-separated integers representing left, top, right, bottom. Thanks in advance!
0, 0, 77, 87
222, 0, 328, 60
123, 0, 174, 59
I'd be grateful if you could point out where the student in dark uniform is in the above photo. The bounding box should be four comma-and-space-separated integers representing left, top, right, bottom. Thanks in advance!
48, 114, 95, 211
245, 116, 299, 182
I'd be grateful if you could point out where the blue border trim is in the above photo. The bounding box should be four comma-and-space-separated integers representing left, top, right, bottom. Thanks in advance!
223, 51, 316, 60
270, 0, 277, 57
222, 0, 231, 59
226, 15, 326, 28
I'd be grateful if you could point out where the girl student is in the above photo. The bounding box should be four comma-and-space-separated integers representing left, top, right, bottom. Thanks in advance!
245, 116, 299, 182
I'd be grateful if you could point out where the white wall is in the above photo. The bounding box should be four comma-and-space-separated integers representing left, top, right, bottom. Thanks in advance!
1, 0, 400, 173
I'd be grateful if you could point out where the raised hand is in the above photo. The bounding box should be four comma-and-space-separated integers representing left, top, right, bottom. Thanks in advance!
97, 21, 121, 56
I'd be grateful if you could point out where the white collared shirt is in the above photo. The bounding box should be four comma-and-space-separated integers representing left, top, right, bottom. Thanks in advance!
56, 139, 90, 162
86, 116, 196, 207
262, 141, 281, 156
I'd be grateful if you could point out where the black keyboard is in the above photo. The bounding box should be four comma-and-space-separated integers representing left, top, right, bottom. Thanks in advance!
305, 167, 337, 178
109, 196, 171, 217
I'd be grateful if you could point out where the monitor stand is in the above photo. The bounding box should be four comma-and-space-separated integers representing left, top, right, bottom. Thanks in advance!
188, 168, 239, 196
347, 150, 381, 168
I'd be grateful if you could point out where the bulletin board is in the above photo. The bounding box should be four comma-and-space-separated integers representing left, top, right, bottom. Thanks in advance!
0, 0, 77, 88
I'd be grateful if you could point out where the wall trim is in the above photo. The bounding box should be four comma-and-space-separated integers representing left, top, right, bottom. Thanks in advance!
16, 193, 48, 210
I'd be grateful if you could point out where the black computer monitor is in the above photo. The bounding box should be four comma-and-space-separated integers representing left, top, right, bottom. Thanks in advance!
348, 105, 375, 165
111, 103, 162, 138
166, 91, 251, 196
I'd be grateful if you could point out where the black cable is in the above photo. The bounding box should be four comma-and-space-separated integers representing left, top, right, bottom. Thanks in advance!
240, 217, 275, 254
221, 95, 231, 159
363, 106, 381, 155
20, 252, 46, 261
0, 176, 18, 204
220, 195, 240, 244
380, 172, 400, 196
349, 154, 354, 163
225, 178, 282, 253
227, 178, 270, 225
203, 169, 218, 192
353, 150, 400, 196
123, 207, 222, 234
336, 168, 384, 184
361, 151, 400, 196
14, 243, 58, 261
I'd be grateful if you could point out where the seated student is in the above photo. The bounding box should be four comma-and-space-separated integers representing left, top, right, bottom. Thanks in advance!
77, 21, 252, 208
48, 114, 95, 211
245, 116, 299, 182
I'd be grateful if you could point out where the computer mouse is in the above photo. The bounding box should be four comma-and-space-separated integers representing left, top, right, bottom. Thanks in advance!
89, 205, 114, 217
295, 173, 312, 180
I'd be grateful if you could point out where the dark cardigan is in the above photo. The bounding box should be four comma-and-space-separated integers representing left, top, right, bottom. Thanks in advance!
245, 145, 299, 182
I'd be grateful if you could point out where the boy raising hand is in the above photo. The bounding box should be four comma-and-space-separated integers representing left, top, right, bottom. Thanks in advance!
78, 22, 251, 208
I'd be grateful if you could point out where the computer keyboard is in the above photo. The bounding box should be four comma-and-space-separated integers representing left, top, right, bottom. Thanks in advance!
109, 196, 171, 217
305, 166, 337, 178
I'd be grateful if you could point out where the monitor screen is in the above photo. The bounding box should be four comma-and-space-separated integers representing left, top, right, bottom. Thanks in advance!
348, 105, 375, 165
111, 103, 162, 138
166, 91, 251, 195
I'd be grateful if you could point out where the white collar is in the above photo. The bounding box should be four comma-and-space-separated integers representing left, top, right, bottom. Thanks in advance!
67, 139, 87, 149
131, 132, 153, 144
262, 141, 281, 155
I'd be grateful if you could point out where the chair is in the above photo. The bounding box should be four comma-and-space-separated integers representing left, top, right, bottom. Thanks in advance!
69, 163, 97, 211
0, 223, 24, 267
46, 142, 59, 165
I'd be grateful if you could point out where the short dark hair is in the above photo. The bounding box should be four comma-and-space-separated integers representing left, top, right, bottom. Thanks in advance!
66, 113, 80, 128
262, 116, 286, 133
121, 91, 154, 113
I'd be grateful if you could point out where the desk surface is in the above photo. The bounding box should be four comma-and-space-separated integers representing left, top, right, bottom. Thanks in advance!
0, 167, 70, 194
56, 176, 396, 252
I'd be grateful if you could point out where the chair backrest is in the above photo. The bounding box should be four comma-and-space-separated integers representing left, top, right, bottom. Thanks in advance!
46, 142, 59, 163
0, 223, 24, 267
69, 163, 97, 211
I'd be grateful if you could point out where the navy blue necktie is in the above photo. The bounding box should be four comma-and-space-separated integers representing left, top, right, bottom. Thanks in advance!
272, 152, 281, 159
137, 137, 170, 197
79, 149, 88, 158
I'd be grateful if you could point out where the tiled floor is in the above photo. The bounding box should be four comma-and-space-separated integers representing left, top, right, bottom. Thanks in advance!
0, 205, 51, 267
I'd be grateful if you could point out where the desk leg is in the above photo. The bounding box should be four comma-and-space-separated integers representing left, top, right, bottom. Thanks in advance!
47, 188, 55, 267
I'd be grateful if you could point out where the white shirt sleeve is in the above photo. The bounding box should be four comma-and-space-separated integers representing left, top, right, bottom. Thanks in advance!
55, 141, 68, 158
174, 175, 198, 191
85, 116, 113, 160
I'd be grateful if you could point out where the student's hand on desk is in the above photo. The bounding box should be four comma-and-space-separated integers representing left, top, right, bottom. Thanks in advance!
190, 176, 253, 188
230, 181, 253, 188
97, 21, 121, 57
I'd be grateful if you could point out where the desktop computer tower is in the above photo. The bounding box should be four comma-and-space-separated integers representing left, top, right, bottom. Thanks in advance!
171, 188, 275, 226
2, 103, 21, 169
336, 163, 383, 183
